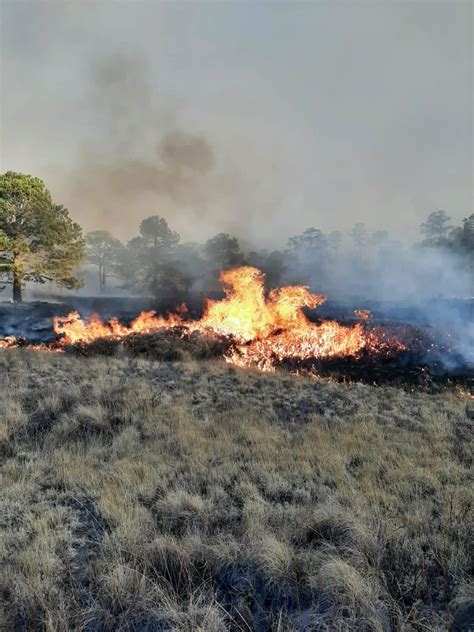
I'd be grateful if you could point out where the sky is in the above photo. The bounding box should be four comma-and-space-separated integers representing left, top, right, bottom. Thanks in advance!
0, 0, 472, 248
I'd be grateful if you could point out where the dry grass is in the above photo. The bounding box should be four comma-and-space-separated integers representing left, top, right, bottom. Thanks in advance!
0, 350, 472, 631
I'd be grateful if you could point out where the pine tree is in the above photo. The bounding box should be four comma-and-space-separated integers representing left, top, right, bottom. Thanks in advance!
0, 172, 85, 301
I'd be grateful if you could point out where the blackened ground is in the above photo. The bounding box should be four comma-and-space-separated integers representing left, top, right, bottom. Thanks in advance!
283, 349, 473, 390
53, 325, 474, 391
64, 328, 234, 362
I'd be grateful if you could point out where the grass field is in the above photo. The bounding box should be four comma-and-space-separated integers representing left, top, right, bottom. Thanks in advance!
0, 350, 473, 631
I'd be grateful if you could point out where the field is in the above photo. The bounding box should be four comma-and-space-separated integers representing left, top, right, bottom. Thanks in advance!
0, 350, 473, 631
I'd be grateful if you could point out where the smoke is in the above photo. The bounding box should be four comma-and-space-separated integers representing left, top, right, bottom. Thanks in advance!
38, 52, 247, 241
283, 240, 473, 366
1, 1, 472, 367
2, 1, 471, 246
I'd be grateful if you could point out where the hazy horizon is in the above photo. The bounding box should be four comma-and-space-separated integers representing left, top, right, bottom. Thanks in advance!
1, 1, 472, 249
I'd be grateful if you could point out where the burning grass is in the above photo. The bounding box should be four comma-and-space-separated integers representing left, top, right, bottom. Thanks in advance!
0, 350, 473, 630
3, 266, 471, 390
8, 266, 405, 371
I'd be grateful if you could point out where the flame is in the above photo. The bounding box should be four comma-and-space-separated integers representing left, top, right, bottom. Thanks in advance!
0, 336, 18, 349
197, 267, 325, 340
49, 266, 404, 370
52, 309, 185, 346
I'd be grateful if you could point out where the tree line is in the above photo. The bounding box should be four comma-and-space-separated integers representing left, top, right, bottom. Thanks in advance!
0, 172, 472, 302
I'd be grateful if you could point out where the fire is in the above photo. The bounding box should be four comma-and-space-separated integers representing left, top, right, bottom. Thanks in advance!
0, 336, 18, 349
53, 309, 185, 346
198, 267, 326, 340
49, 266, 404, 370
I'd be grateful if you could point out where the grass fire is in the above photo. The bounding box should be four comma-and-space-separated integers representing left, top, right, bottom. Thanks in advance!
1, 269, 472, 630
48, 266, 405, 372
2, 2, 473, 631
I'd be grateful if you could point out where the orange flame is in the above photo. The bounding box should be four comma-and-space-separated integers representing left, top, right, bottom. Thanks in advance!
50, 266, 404, 370
197, 267, 325, 340
0, 336, 18, 349
52, 309, 185, 345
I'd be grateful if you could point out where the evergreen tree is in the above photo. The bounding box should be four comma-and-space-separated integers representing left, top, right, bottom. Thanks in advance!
420, 210, 452, 246
85, 230, 123, 292
0, 172, 85, 302
120, 215, 181, 297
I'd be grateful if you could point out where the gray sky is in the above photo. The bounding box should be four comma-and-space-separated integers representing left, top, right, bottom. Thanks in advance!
1, 0, 472, 247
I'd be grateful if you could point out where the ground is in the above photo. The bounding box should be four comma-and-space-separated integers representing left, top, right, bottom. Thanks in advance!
0, 350, 473, 631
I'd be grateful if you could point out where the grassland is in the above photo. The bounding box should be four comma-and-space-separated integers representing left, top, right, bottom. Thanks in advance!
0, 349, 473, 631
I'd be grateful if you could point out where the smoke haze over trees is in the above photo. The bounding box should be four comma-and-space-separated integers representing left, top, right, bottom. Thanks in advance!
1, 6, 473, 632
78, 209, 474, 306
0, 168, 471, 305
1, 2, 471, 247
0, 2, 471, 305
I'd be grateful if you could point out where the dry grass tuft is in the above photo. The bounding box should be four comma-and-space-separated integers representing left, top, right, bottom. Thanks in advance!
0, 349, 472, 630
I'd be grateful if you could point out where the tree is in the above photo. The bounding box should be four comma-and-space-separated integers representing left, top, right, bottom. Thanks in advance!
171, 242, 206, 296
288, 227, 327, 253
287, 227, 329, 283
265, 250, 286, 287
327, 231, 343, 259
0, 172, 85, 302
350, 223, 368, 249
449, 214, 474, 258
119, 215, 181, 297
459, 214, 474, 255
420, 210, 452, 246
204, 233, 244, 270
370, 230, 389, 248
138, 216, 180, 250
85, 230, 123, 292
246, 249, 285, 287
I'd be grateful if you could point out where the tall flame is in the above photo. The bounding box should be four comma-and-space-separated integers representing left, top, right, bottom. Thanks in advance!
198, 267, 325, 340
51, 266, 404, 370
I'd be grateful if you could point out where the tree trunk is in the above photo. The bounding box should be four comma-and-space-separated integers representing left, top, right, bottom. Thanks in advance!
99, 265, 106, 293
13, 271, 22, 302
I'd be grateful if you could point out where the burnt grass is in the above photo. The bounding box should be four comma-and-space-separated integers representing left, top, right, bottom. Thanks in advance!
63, 328, 234, 363
0, 350, 473, 631
59, 326, 473, 391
